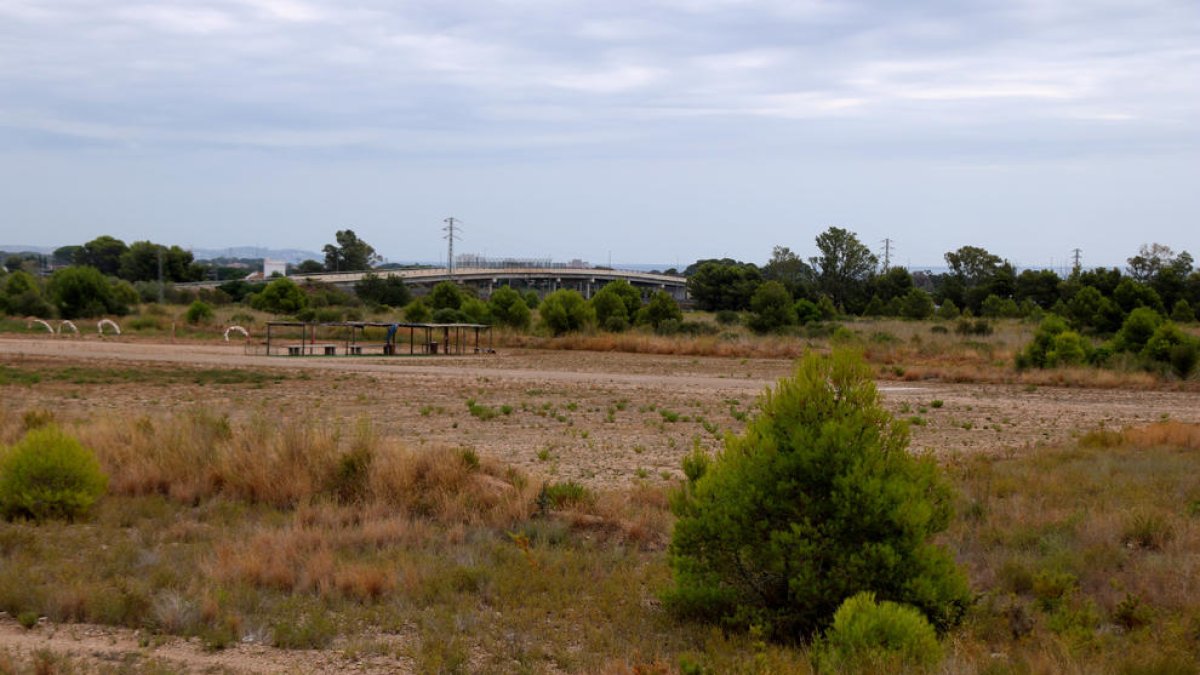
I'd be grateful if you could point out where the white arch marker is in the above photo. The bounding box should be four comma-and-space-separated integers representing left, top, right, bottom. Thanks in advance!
224, 325, 250, 341
28, 318, 54, 334
98, 319, 121, 336
58, 320, 79, 335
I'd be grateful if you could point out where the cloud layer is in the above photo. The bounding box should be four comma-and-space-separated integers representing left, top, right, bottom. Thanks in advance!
1, 0, 1197, 265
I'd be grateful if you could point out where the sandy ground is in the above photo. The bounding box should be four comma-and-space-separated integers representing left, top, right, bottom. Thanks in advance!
4, 335, 1199, 487
0, 615, 415, 673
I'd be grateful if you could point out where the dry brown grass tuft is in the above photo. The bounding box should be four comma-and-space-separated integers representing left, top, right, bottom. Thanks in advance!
64, 409, 540, 522
1122, 420, 1200, 450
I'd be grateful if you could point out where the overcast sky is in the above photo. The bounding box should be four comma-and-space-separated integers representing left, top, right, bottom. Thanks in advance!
1, 0, 1197, 268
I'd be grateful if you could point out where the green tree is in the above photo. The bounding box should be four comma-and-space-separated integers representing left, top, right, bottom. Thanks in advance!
810, 227, 877, 313
591, 286, 631, 332
747, 281, 797, 334
522, 290, 540, 310
251, 278, 308, 315
1171, 299, 1195, 323
637, 290, 683, 330
73, 236, 128, 276
488, 286, 531, 330
1112, 278, 1164, 314
898, 288, 934, 320
52, 245, 81, 266
687, 260, 762, 311
404, 299, 432, 323
870, 267, 914, 304
935, 299, 960, 320
322, 230, 379, 272
354, 273, 411, 307
762, 246, 814, 299
117, 241, 198, 282
1015, 269, 1062, 309
1113, 307, 1163, 354
665, 350, 970, 640
428, 281, 464, 311
294, 259, 325, 274
1, 271, 53, 318
47, 267, 126, 319
538, 289, 595, 336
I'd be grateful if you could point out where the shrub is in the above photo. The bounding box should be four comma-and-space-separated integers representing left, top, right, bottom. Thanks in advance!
354, 273, 411, 308
404, 299, 432, 323
898, 289, 934, 320
746, 281, 796, 334
935, 299, 960, 320
459, 298, 491, 324
1171, 299, 1195, 323
1114, 307, 1163, 354
522, 289, 540, 310
813, 592, 942, 671
47, 266, 127, 318
591, 286, 631, 331
185, 300, 214, 325
250, 278, 308, 315
637, 290, 683, 330
664, 350, 969, 640
539, 289, 595, 336
428, 281, 464, 311
488, 286, 531, 330
714, 310, 741, 326
1141, 322, 1199, 377
794, 298, 821, 325
0, 426, 108, 521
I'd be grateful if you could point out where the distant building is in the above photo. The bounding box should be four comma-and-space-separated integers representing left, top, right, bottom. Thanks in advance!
263, 259, 287, 278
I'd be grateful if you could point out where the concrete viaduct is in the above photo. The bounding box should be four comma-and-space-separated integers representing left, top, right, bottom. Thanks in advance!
189, 267, 690, 302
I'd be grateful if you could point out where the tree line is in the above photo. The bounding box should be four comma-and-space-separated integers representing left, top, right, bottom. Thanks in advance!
688, 227, 1197, 334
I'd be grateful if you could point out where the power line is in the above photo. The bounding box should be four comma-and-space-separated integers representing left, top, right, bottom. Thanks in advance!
880, 238, 894, 271
443, 217, 461, 277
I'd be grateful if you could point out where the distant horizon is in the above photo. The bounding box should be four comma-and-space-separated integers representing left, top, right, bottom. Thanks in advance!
0, 239, 1126, 276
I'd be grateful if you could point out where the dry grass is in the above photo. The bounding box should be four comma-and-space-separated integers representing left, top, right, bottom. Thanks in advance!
946, 421, 1200, 671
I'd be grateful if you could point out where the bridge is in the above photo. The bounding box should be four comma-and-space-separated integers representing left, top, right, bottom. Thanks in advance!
187, 267, 690, 301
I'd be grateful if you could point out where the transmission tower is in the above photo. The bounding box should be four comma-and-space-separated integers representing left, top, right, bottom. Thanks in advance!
1071, 248, 1083, 276
443, 217, 461, 277
880, 238, 894, 271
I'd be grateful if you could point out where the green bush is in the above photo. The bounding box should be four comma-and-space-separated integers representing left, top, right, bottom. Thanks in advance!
935, 299, 960, 320
746, 281, 796, 334
0, 426, 108, 521
47, 266, 128, 318
714, 310, 741, 326
1171, 299, 1195, 323
404, 299, 432, 323
664, 350, 969, 640
637, 290, 683, 330
185, 300, 214, 325
590, 285, 631, 330
250, 278, 308, 315
538, 289, 595, 336
813, 592, 942, 671
1114, 307, 1163, 354
898, 289, 934, 320
488, 286, 531, 329
428, 281, 464, 311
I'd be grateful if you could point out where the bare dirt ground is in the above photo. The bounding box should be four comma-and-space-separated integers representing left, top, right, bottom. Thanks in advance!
4, 335, 1199, 488
0, 614, 415, 673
